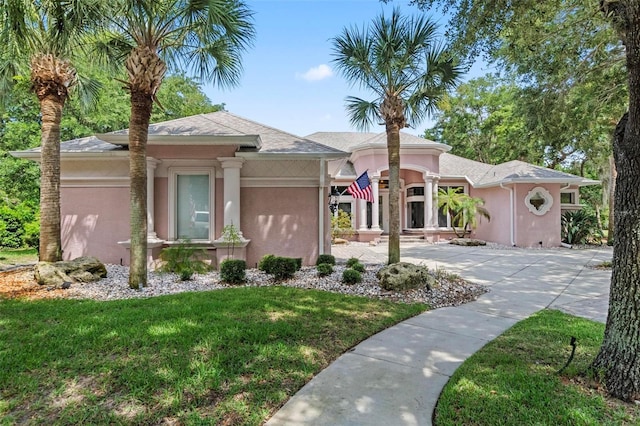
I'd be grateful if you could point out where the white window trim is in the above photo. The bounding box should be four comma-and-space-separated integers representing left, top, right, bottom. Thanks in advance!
168, 167, 216, 241
525, 186, 553, 216
337, 197, 356, 228
560, 189, 580, 206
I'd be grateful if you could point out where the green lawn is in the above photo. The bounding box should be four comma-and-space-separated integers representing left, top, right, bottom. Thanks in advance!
0, 248, 38, 269
0, 287, 426, 425
434, 309, 639, 425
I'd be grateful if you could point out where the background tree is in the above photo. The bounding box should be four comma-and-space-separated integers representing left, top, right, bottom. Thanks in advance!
96, 0, 255, 288
0, 1, 104, 262
1, 70, 223, 249
332, 8, 462, 264
405, 0, 640, 402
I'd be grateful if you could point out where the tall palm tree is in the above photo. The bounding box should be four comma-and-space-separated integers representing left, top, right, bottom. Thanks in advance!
0, 1, 103, 262
98, 0, 255, 288
332, 9, 462, 264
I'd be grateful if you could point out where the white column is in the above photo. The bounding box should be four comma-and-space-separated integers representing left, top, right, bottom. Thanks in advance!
371, 177, 380, 230
218, 157, 245, 236
432, 178, 439, 228
146, 158, 160, 239
358, 198, 368, 231
424, 176, 433, 229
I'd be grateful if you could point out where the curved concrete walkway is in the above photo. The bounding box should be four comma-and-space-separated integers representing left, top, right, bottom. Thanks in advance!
266, 243, 612, 426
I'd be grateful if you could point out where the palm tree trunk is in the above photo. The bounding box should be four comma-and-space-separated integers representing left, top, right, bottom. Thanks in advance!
386, 123, 401, 264
38, 95, 64, 262
128, 90, 152, 289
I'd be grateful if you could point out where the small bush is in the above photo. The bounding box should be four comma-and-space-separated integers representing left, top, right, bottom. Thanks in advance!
294, 257, 303, 271
346, 257, 360, 268
160, 242, 210, 281
351, 262, 366, 273
220, 259, 246, 284
317, 263, 333, 277
258, 254, 277, 274
342, 268, 362, 285
561, 210, 603, 245
271, 257, 298, 281
316, 254, 336, 266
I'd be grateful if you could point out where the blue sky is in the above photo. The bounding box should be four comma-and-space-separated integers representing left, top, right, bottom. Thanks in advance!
202, 0, 491, 137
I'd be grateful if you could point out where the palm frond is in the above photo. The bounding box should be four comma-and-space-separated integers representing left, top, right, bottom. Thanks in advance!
345, 96, 380, 131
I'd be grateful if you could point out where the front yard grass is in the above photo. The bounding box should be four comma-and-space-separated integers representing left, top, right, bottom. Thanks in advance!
0, 248, 38, 269
0, 286, 426, 425
434, 309, 639, 425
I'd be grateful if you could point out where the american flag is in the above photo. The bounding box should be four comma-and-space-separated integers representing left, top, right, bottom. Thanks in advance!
347, 171, 373, 203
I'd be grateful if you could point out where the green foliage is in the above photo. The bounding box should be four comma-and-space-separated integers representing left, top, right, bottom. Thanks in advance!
0, 198, 37, 248
220, 223, 242, 258
294, 258, 303, 271
259, 254, 299, 281
346, 257, 360, 268
561, 210, 603, 245
316, 254, 336, 266
316, 263, 334, 277
219, 259, 246, 285
437, 188, 490, 237
258, 254, 277, 274
342, 268, 362, 285
351, 262, 366, 273
159, 242, 211, 281
331, 210, 354, 240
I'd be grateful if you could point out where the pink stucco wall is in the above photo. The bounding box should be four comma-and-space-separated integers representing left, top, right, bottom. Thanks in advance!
471, 187, 513, 245
61, 187, 130, 264
241, 187, 320, 268
514, 183, 562, 247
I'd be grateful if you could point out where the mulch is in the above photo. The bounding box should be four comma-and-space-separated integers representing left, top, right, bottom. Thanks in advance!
0, 267, 69, 300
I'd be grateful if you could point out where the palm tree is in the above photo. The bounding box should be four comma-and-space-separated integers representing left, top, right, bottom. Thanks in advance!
437, 188, 490, 238
98, 0, 255, 288
0, 1, 103, 262
332, 8, 462, 264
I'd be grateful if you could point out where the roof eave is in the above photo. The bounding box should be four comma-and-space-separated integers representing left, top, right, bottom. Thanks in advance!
474, 177, 600, 189
237, 152, 348, 160
97, 133, 262, 148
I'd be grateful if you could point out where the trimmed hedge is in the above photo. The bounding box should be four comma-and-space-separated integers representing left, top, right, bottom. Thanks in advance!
316, 254, 336, 266
220, 259, 246, 284
346, 257, 360, 268
317, 263, 333, 277
342, 268, 362, 285
351, 262, 366, 273
258, 254, 298, 281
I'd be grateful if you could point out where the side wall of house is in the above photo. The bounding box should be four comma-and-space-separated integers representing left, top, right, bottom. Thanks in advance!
514, 183, 562, 247
469, 187, 512, 245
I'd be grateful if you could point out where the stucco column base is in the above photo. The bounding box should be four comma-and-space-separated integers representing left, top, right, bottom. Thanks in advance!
357, 229, 383, 243
118, 238, 165, 269
212, 238, 251, 269
422, 229, 441, 243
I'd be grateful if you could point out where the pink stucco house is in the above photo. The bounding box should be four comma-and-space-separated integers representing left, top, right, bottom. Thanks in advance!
12, 111, 597, 267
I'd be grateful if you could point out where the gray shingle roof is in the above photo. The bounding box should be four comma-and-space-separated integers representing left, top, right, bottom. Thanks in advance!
440, 153, 596, 187
18, 111, 347, 156
305, 131, 441, 151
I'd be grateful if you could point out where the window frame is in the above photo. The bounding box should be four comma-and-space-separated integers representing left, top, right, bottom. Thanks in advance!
168, 167, 215, 241
560, 189, 579, 206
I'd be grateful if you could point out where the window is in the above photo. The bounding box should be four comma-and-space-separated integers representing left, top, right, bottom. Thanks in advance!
169, 168, 215, 241
405, 184, 426, 229
437, 185, 464, 228
525, 186, 553, 215
561, 190, 578, 205
407, 187, 425, 197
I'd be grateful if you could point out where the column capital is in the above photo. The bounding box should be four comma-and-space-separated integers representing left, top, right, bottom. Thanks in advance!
146, 157, 161, 169
217, 157, 245, 169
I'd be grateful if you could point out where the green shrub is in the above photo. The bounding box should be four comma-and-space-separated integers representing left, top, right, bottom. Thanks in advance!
342, 268, 362, 285
316, 254, 336, 266
258, 254, 277, 274
331, 209, 355, 240
0, 201, 36, 249
346, 257, 360, 268
351, 262, 366, 273
159, 242, 211, 281
270, 257, 298, 281
294, 257, 303, 271
561, 210, 603, 245
317, 263, 333, 277
220, 259, 246, 284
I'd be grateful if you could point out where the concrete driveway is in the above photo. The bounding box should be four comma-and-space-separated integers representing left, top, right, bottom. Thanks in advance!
267, 243, 612, 426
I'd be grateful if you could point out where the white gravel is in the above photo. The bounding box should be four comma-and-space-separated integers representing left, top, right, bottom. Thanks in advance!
62, 263, 488, 308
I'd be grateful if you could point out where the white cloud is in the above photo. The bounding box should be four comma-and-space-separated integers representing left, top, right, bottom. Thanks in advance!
296, 64, 334, 82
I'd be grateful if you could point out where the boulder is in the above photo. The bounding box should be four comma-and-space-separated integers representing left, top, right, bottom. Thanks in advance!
450, 238, 486, 246
35, 256, 107, 286
376, 262, 435, 292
